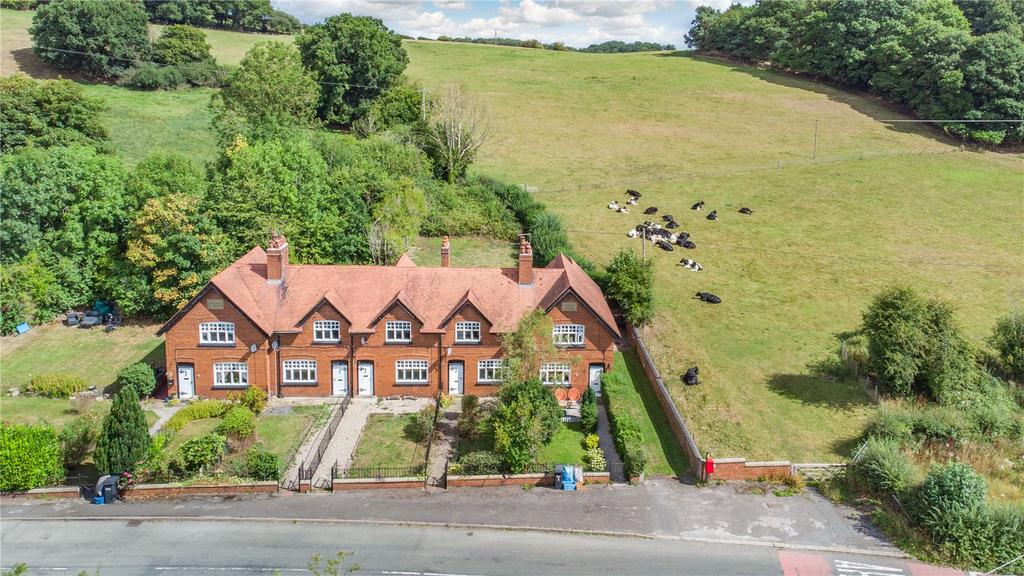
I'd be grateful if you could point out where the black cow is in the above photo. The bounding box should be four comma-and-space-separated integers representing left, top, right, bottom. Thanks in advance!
694, 291, 721, 304
661, 214, 675, 222
683, 367, 700, 386
656, 240, 674, 251
644, 206, 658, 215
666, 221, 679, 229
627, 189, 642, 198
691, 200, 704, 211
681, 240, 696, 249
706, 210, 718, 221
738, 207, 753, 215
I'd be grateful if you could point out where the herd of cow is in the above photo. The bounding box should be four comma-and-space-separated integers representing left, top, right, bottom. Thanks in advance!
608, 188, 755, 307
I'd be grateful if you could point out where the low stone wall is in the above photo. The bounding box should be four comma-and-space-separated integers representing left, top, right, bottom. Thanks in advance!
8, 481, 279, 500
447, 472, 609, 488
710, 458, 792, 481
332, 477, 423, 491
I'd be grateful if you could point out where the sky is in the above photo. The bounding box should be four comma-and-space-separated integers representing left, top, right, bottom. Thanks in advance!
271, 0, 739, 48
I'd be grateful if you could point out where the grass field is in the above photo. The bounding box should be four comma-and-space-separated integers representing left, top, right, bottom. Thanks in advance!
410, 236, 517, 268
255, 404, 328, 473
2, 14, 1021, 463
1, 322, 164, 392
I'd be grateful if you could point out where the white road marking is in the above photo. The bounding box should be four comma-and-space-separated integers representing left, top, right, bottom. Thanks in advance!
154, 568, 306, 572
835, 559, 905, 576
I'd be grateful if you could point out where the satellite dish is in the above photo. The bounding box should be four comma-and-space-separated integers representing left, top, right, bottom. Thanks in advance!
249, 344, 258, 353
271, 340, 280, 351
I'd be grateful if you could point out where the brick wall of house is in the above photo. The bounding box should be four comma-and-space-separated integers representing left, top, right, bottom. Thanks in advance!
164, 287, 273, 399
164, 285, 616, 400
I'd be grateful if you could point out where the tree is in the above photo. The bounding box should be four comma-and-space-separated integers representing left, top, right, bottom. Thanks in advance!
526, 211, 570, 267
30, 0, 150, 78
212, 42, 319, 142
421, 85, 493, 183
152, 24, 212, 65
368, 176, 426, 264
0, 75, 108, 153
493, 378, 563, 472
500, 310, 556, 385
359, 82, 425, 135
605, 249, 654, 327
94, 385, 149, 475
989, 311, 1024, 381
296, 13, 409, 125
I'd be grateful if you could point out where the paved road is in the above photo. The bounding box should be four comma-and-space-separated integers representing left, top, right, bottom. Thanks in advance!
0, 518, 962, 576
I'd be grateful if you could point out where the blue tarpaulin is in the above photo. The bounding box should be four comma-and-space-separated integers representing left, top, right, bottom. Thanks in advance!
94, 301, 112, 316
15, 323, 30, 334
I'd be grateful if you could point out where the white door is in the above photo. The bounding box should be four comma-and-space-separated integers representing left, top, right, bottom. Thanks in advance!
177, 364, 194, 399
589, 364, 604, 396
332, 362, 349, 396
357, 361, 374, 396
448, 362, 464, 395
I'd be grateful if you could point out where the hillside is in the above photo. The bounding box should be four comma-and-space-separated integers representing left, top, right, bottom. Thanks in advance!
3, 12, 1021, 461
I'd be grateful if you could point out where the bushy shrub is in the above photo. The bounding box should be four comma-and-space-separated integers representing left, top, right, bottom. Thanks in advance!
912, 407, 969, 442
179, 433, 225, 473
622, 442, 648, 478
28, 373, 88, 398
580, 387, 598, 433
244, 444, 280, 481
152, 24, 211, 65
228, 386, 268, 415
216, 406, 256, 439
404, 406, 435, 443
916, 462, 988, 526
178, 61, 228, 88
851, 437, 918, 495
0, 423, 63, 491
605, 249, 655, 328
165, 399, 228, 432
929, 503, 1023, 572
584, 447, 607, 472
456, 450, 504, 475
865, 407, 915, 443
117, 362, 157, 397
458, 395, 481, 439
420, 180, 518, 239
122, 63, 186, 90
990, 312, 1024, 381
59, 416, 98, 468
583, 434, 600, 451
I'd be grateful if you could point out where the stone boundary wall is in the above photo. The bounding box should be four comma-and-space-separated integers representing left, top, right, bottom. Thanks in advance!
710, 458, 792, 481
628, 325, 705, 477
332, 477, 424, 491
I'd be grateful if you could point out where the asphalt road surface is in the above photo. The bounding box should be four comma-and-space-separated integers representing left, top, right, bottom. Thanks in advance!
1, 519, 962, 576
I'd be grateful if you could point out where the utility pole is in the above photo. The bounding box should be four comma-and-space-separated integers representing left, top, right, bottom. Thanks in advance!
641, 228, 646, 261
813, 119, 818, 160
420, 88, 427, 120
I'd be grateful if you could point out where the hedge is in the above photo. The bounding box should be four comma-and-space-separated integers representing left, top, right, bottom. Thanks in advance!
601, 371, 647, 479
27, 373, 88, 398
0, 423, 63, 491
165, 399, 228, 432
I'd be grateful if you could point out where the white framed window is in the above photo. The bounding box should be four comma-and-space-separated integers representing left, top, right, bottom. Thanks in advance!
455, 321, 481, 343
386, 320, 412, 343
540, 362, 571, 387
477, 359, 505, 384
552, 324, 585, 347
283, 359, 317, 384
200, 322, 235, 345
395, 359, 428, 384
213, 362, 248, 388
313, 320, 341, 342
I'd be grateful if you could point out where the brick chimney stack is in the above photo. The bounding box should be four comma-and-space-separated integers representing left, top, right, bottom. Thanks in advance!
267, 232, 289, 285
517, 234, 533, 285
440, 235, 451, 267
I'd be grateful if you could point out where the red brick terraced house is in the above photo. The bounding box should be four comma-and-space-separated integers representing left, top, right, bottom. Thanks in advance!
158, 234, 620, 400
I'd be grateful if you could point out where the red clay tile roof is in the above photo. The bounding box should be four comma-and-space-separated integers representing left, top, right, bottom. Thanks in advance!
160, 246, 620, 338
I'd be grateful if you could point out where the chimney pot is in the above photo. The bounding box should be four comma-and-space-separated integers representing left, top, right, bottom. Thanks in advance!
267, 232, 289, 284
517, 234, 533, 285
440, 235, 451, 267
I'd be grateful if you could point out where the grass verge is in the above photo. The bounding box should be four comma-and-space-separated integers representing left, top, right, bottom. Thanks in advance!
349, 413, 425, 469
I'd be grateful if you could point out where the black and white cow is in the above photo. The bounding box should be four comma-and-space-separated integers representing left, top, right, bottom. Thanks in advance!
706, 210, 718, 221
627, 189, 642, 198
679, 258, 703, 271
608, 200, 620, 210
666, 221, 679, 229
691, 200, 705, 211
656, 239, 674, 251
683, 367, 700, 386
644, 206, 658, 215
738, 207, 753, 215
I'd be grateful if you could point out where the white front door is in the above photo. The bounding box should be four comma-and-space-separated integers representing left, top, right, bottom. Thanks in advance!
357, 361, 374, 396
448, 362, 464, 395
589, 364, 604, 396
332, 362, 349, 396
177, 364, 195, 399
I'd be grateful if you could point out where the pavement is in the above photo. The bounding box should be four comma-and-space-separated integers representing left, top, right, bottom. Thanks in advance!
427, 403, 460, 487
1, 478, 895, 555
144, 402, 183, 435
0, 518, 964, 576
596, 402, 626, 482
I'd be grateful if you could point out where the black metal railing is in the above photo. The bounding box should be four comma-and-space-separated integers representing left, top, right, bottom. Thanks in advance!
50, 472, 100, 488
334, 463, 426, 480
298, 396, 351, 481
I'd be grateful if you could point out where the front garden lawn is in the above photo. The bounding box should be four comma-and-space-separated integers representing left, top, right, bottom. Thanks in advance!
0, 395, 158, 429
606, 350, 689, 477
535, 423, 587, 466
349, 414, 425, 470
255, 404, 330, 473
1, 322, 164, 393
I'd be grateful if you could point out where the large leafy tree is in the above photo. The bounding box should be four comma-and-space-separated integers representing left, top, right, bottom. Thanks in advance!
0, 75, 108, 153
0, 145, 130, 309
211, 42, 319, 143
605, 249, 654, 327
94, 385, 149, 475
296, 14, 409, 125
152, 24, 212, 65
493, 378, 563, 472
30, 0, 150, 78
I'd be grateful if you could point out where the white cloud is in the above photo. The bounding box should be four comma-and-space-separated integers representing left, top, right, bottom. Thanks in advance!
499, 0, 580, 26
433, 0, 469, 9
272, 0, 424, 24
